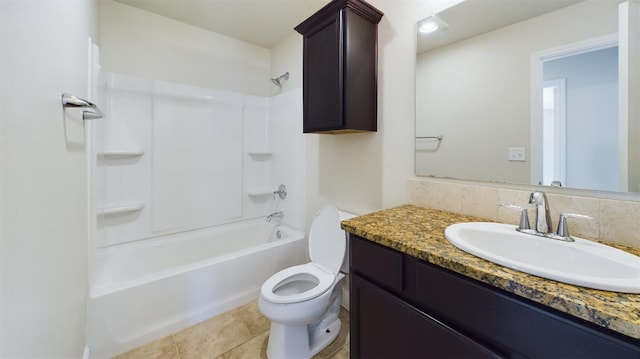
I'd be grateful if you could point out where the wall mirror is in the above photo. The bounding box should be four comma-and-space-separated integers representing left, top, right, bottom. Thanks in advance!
415, 0, 640, 195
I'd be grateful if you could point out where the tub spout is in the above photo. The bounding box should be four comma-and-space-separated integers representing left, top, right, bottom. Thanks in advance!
266, 211, 284, 222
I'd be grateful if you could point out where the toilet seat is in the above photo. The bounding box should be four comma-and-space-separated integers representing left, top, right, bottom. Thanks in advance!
261, 206, 346, 305
261, 263, 335, 304
308, 205, 346, 275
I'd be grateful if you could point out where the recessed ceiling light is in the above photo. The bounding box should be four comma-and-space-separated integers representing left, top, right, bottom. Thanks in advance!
418, 15, 448, 35
419, 21, 439, 34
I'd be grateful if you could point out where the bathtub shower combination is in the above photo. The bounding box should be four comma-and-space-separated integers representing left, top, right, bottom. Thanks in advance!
88, 220, 305, 358
86, 73, 306, 358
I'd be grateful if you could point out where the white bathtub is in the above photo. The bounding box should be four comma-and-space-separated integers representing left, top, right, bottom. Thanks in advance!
87, 219, 306, 359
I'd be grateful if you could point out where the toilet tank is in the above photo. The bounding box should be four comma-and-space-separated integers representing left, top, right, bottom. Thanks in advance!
337, 210, 357, 273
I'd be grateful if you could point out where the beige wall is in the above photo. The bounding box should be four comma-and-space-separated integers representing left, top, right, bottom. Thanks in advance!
0, 0, 97, 356
99, 0, 272, 96
270, 32, 303, 97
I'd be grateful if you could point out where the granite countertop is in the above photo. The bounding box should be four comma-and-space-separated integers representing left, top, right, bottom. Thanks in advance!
341, 204, 640, 340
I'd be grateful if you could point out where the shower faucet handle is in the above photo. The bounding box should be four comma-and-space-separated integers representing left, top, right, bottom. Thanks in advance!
273, 184, 287, 200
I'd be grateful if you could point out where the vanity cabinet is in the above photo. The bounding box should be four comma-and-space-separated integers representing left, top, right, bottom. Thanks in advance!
294, 0, 382, 134
349, 235, 640, 358
352, 274, 503, 358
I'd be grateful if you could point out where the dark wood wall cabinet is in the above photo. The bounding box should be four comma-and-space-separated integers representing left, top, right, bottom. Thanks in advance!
295, 0, 383, 134
349, 235, 640, 358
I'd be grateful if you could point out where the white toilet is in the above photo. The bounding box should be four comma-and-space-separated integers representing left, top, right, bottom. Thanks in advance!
258, 205, 354, 359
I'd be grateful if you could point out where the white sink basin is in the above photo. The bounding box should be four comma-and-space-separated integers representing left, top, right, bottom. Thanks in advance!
444, 222, 640, 293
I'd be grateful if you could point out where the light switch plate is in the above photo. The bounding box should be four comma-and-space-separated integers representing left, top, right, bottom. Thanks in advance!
508, 147, 526, 162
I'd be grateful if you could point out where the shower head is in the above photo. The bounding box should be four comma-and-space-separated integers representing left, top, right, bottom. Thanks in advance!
271, 72, 290, 88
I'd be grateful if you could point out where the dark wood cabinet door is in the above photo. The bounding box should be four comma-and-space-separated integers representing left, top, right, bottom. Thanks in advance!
343, 8, 377, 132
351, 273, 504, 359
302, 11, 344, 133
413, 259, 640, 359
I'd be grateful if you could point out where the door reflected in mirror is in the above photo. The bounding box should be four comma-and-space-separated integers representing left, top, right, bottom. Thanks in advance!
542, 78, 567, 187
539, 45, 619, 191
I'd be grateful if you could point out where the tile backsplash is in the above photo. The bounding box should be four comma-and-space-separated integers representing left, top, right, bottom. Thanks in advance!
408, 177, 640, 249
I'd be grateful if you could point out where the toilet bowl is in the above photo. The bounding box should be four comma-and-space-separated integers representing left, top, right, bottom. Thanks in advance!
258, 205, 354, 359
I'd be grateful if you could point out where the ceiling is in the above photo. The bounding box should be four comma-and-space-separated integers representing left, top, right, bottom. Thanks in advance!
115, 0, 586, 54
417, 0, 583, 54
115, 0, 331, 49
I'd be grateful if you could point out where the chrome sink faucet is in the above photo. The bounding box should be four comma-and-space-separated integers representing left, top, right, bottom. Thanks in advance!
502, 191, 593, 242
529, 191, 553, 234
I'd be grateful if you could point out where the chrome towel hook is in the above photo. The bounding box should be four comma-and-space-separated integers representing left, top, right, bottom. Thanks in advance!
61, 93, 104, 120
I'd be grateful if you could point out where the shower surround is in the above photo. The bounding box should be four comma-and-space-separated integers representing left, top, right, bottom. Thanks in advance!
86, 72, 306, 358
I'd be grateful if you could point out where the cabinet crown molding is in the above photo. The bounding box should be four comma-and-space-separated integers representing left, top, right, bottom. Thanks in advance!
295, 0, 383, 34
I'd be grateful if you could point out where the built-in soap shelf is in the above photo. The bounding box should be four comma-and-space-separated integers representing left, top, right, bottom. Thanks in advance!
100, 203, 145, 216
98, 149, 145, 158
247, 189, 273, 197
247, 151, 273, 160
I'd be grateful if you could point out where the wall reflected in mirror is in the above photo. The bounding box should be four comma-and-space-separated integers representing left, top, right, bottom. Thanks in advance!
415, 0, 640, 194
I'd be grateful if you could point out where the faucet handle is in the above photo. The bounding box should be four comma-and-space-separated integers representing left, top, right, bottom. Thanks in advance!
556, 213, 594, 238
273, 184, 287, 200
500, 204, 531, 230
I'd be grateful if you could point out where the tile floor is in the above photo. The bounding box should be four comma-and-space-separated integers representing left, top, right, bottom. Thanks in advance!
114, 299, 350, 359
